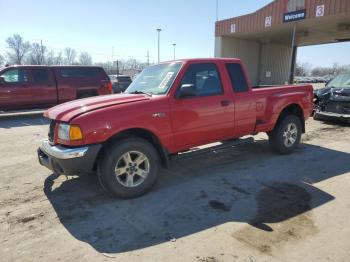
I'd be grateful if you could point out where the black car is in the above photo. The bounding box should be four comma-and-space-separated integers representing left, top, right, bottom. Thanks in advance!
109, 75, 132, 93
313, 72, 350, 122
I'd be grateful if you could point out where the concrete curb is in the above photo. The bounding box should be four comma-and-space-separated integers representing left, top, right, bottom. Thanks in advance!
0, 110, 45, 119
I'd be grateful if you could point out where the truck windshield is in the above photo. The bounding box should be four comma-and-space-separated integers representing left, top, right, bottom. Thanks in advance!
327, 73, 350, 89
125, 62, 182, 95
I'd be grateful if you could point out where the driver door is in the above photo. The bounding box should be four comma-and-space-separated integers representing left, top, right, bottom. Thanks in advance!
0, 68, 31, 110
169, 62, 235, 149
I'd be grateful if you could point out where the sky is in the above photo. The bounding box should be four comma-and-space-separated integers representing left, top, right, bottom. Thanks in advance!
0, 0, 349, 67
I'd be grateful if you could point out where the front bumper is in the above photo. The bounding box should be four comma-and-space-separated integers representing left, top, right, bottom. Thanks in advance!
314, 110, 350, 122
38, 139, 102, 176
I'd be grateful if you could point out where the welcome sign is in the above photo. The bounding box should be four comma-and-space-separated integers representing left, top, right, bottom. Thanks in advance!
283, 0, 306, 23
283, 9, 306, 22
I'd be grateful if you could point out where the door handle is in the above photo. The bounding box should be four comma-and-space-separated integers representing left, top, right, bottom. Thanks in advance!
220, 100, 230, 107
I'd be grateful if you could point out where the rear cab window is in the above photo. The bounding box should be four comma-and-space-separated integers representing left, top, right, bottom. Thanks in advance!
59, 67, 103, 78
226, 63, 249, 93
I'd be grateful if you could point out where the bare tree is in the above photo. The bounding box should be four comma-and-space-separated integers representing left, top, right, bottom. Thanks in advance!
0, 54, 4, 67
64, 48, 77, 65
79, 52, 92, 65
46, 51, 64, 65
46, 50, 55, 65
124, 58, 138, 69
295, 62, 312, 76
55, 52, 63, 65
29, 42, 47, 65
6, 34, 31, 64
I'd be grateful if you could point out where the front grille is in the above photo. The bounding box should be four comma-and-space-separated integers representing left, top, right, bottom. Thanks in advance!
48, 120, 56, 142
325, 101, 350, 114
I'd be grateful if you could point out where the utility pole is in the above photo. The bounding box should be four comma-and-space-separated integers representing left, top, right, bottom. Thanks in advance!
113, 60, 120, 74
112, 46, 114, 72
40, 40, 44, 64
146, 50, 150, 66
172, 44, 176, 60
156, 28, 161, 64
288, 24, 297, 84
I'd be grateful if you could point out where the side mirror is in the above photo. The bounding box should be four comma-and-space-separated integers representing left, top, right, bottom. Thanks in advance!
0, 76, 5, 85
177, 84, 196, 98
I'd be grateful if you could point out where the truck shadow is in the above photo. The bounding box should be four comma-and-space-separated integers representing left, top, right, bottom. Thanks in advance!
43, 141, 348, 254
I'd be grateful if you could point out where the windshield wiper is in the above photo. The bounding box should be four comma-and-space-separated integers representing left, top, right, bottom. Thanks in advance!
129, 90, 153, 96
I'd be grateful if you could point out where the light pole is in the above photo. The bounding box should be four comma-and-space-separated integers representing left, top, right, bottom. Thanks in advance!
216, 0, 219, 21
156, 28, 161, 64
172, 43, 176, 60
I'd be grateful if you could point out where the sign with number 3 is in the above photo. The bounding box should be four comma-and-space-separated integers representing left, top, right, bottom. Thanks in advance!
316, 5, 325, 17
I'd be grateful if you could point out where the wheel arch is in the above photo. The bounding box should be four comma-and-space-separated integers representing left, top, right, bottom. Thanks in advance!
275, 103, 305, 133
95, 128, 169, 170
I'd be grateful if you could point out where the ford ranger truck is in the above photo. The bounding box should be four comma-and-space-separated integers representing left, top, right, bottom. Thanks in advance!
38, 58, 314, 198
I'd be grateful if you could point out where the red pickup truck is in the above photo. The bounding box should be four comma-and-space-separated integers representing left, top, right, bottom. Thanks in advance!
0, 65, 112, 111
38, 58, 313, 198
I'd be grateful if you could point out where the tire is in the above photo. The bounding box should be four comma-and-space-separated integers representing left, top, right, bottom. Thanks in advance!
268, 114, 302, 155
97, 137, 160, 198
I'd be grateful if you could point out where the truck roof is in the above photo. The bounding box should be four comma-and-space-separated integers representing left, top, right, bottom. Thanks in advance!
161, 58, 242, 64
2, 65, 103, 69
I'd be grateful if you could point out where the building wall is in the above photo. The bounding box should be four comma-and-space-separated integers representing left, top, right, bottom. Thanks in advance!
215, 37, 292, 86
215, 36, 260, 86
215, 0, 350, 37
259, 42, 291, 85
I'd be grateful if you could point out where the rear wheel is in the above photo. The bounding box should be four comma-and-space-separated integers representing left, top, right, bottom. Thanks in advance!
97, 137, 160, 198
268, 114, 302, 154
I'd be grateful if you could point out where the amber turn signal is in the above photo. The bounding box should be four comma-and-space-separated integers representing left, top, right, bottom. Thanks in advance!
69, 125, 83, 140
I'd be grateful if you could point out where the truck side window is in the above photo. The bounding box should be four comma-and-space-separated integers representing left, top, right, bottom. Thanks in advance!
60, 68, 99, 78
226, 63, 249, 92
180, 63, 223, 97
32, 68, 50, 83
1, 69, 28, 84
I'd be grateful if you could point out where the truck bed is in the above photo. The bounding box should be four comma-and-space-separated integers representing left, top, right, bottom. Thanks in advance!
251, 84, 314, 133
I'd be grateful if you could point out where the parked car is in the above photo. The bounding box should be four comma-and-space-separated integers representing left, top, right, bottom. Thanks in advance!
313, 72, 350, 122
0, 65, 112, 111
109, 74, 132, 93
38, 58, 313, 198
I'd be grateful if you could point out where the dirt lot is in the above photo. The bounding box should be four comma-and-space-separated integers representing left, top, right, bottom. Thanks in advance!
0, 116, 349, 262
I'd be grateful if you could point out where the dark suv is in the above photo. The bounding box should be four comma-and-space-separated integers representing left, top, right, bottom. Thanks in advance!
109, 75, 132, 93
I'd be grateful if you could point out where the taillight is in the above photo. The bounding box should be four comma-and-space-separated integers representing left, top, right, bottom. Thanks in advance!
107, 81, 113, 93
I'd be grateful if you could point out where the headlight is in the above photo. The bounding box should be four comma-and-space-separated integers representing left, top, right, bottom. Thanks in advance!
58, 123, 83, 141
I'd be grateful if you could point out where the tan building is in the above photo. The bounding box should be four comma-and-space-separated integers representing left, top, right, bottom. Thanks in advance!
215, 0, 350, 86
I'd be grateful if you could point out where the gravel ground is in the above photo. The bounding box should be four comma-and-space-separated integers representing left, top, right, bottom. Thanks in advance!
0, 116, 349, 262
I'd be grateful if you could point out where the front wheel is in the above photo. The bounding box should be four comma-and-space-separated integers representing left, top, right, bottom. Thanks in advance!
268, 115, 302, 154
97, 137, 160, 198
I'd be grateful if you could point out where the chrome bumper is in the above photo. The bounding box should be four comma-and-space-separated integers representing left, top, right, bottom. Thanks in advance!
38, 140, 102, 176
39, 139, 89, 160
315, 111, 350, 119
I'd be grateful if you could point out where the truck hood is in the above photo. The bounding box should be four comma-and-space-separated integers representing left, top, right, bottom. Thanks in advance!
44, 94, 149, 122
